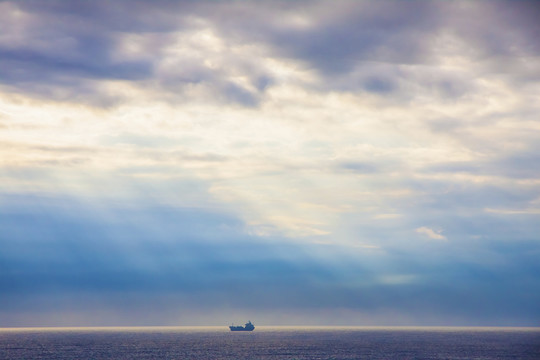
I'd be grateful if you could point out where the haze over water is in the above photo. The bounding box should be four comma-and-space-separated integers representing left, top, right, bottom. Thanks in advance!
1, 0, 539, 340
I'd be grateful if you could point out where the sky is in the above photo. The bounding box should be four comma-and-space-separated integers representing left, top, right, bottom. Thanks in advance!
1, 0, 539, 327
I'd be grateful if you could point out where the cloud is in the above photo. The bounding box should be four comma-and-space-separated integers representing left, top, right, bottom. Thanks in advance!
340, 161, 379, 174
0, 0, 539, 326
0, 1, 280, 107
485, 208, 540, 215
2, 0, 539, 109
1, 193, 540, 326
416, 227, 447, 241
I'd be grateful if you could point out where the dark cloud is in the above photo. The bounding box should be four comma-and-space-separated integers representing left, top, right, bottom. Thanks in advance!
208, 0, 540, 98
421, 149, 540, 180
497, 152, 540, 179
0, 43, 150, 80
1, 1, 538, 105
454, 1, 540, 58
0, 0, 270, 106
340, 161, 379, 174
272, 2, 440, 72
362, 76, 395, 94
0, 1, 174, 104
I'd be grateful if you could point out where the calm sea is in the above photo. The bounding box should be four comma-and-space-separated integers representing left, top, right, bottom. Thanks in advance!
1, 326, 539, 359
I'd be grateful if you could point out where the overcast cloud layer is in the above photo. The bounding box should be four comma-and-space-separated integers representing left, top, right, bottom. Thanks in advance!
1, 0, 539, 327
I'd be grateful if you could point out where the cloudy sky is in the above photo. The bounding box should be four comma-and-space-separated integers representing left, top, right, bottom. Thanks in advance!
1, 0, 539, 327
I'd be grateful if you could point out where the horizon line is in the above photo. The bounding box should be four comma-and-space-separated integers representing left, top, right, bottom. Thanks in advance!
1, 325, 539, 331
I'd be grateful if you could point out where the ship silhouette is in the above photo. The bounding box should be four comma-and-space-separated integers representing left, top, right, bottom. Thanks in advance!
229, 321, 255, 331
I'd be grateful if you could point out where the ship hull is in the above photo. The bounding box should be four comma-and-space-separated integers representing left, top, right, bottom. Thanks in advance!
229, 321, 255, 331
229, 327, 254, 331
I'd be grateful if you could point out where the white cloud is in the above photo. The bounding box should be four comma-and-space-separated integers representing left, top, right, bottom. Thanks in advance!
1, 0, 539, 247
485, 208, 540, 215
416, 227, 447, 241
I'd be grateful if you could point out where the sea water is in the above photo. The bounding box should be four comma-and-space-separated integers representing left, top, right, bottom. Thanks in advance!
0, 326, 539, 359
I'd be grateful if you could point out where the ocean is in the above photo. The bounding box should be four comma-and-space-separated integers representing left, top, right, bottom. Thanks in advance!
1, 326, 539, 359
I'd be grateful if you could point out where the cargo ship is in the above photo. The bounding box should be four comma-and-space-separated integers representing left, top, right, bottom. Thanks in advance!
229, 321, 255, 331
